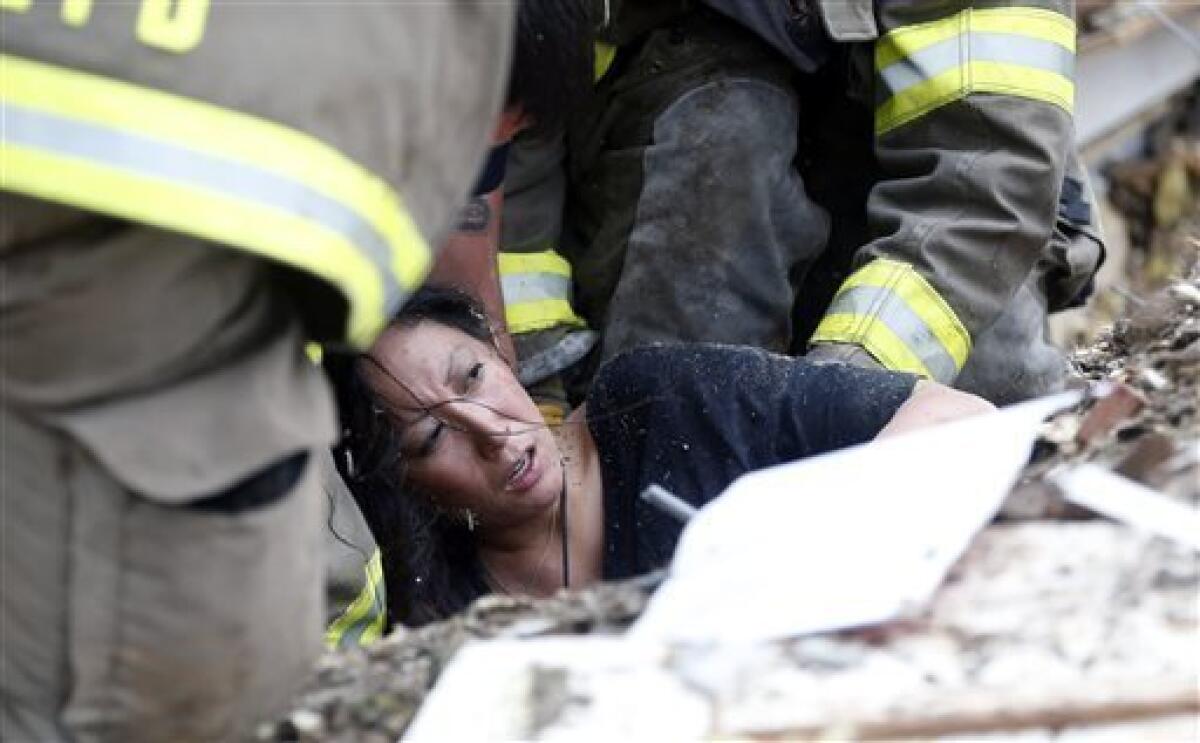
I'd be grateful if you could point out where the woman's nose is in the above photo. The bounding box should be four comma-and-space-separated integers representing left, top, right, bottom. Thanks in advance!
473, 426, 507, 459
449, 402, 508, 458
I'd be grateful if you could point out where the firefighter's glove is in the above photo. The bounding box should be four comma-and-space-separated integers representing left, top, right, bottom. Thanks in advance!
804, 342, 886, 371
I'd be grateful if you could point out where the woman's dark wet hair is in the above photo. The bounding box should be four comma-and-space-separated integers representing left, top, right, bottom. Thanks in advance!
324, 285, 497, 628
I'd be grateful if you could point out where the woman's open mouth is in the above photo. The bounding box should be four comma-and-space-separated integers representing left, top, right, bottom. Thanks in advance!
506, 445, 540, 492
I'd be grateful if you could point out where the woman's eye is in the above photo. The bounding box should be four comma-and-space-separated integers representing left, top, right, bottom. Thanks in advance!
416, 421, 444, 457
466, 362, 484, 385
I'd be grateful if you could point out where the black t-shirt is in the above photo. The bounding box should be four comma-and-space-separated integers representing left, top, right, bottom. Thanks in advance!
586, 344, 917, 579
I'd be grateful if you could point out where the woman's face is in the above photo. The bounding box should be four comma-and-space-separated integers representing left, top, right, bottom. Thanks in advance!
364, 320, 564, 529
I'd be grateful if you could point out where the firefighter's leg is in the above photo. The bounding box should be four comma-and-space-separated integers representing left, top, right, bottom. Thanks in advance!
1, 408, 73, 742
565, 11, 829, 376
601, 77, 828, 358
0, 405, 325, 742
77, 452, 322, 742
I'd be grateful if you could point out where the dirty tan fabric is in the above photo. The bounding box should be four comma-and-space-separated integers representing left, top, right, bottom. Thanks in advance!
0, 202, 338, 501
0, 2, 515, 738
1, 407, 325, 742
1, 1, 515, 255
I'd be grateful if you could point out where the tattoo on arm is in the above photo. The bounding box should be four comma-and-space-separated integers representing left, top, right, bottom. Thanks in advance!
457, 197, 492, 233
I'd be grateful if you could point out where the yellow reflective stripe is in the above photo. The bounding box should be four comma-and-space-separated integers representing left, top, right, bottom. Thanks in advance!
812, 313, 934, 378
1, 56, 411, 264
305, 342, 324, 365
836, 259, 971, 369
61, 0, 93, 27
967, 60, 1073, 108
967, 7, 1075, 51
505, 298, 584, 335
498, 250, 573, 278
876, 61, 1074, 135
875, 7, 1075, 135
594, 41, 618, 81
4, 143, 386, 343
876, 15, 963, 72
499, 249, 584, 333
324, 551, 386, 650
1, 55, 429, 346
360, 552, 387, 645
359, 610, 385, 645
877, 7, 1075, 71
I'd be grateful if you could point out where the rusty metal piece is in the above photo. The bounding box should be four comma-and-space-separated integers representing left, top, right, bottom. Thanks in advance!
1076, 383, 1149, 446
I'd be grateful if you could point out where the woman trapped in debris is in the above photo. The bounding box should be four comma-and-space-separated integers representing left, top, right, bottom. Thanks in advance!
326, 287, 992, 628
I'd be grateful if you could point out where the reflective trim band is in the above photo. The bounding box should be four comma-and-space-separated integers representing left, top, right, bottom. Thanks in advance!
818, 287, 958, 381
813, 314, 935, 378
325, 550, 387, 650
0, 55, 429, 347
811, 259, 971, 382
501, 271, 571, 306
876, 7, 1075, 70
840, 259, 971, 368
498, 250, 585, 334
594, 41, 617, 81
498, 249, 573, 276
505, 299, 584, 335
875, 8, 1075, 135
878, 33, 1074, 102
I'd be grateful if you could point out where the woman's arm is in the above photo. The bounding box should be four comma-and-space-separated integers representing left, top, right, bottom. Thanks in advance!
875, 380, 995, 439
426, 187, 517, 369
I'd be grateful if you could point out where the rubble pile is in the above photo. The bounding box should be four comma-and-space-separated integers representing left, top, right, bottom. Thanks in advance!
262, 579, 653, 742
504, 523, 1197, 740
1011, 259, 1200, 518
269, 246, 1199, 742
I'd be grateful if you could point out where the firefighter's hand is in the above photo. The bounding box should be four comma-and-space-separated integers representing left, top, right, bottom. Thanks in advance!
877, 380, 995, 439
805, 342, 885, 370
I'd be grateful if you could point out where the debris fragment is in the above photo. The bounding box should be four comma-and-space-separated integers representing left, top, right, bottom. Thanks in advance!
1053, 464, 1200, 550
1116, 431, 1178, 482
1075, 382, 1147, 446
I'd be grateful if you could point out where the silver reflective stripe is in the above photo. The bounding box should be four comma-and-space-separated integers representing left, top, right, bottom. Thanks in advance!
334, 609, 372, 650
2, 101, 403, 311
827, 286, 959, 382
501, 271, 572, 306
878, 31, 1075, 99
